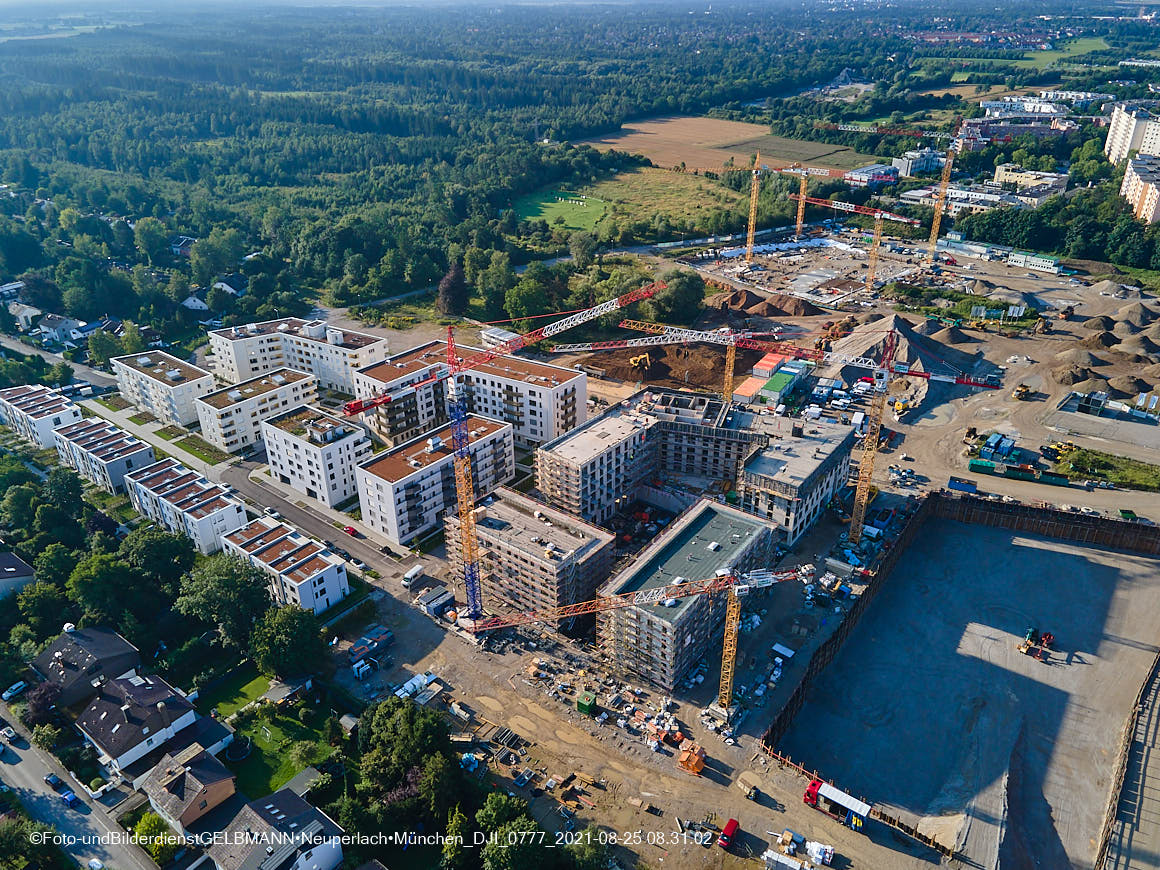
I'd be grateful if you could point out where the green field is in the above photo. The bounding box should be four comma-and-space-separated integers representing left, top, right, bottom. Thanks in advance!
196, 662, 271, 718
228, 708, 335, 798
1055, 448, 1160, 492
947, 37, 1110, 70
585, 167, 748, 228
175, 434, 233, 465
514, 189, 607, 231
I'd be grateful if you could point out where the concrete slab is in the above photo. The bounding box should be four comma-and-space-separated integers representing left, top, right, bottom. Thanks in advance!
777, 519, 1160, 869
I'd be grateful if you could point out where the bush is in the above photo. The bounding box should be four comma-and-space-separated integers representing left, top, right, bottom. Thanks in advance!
89, 776, 105, 791
135, 811, 179, 865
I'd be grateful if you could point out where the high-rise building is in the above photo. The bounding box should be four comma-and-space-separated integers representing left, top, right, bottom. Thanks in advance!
1105, 104, 1160, 164
1121, 155, 1160, 223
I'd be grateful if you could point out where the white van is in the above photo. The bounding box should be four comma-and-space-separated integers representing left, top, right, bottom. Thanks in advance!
402, 565, 423, 587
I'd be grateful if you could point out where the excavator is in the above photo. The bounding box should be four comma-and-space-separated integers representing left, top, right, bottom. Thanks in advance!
629, 352, 651, 371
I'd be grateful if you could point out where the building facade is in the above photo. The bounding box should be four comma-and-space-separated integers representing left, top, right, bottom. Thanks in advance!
1121, 155, 1160, 223
76, 675, 198, 775
111, 352, 216, 426
195, 368, 317, 453
53, 419, 156, 494
125, 458, 249, 554
992, 163, 1068, 190
1105, 104, 1160, 164
356, 416, 515, 546
222, 517, 350, 615
843, 163, 899, 188
353, 340, 586, 448
444, 487, 615, 628
207, 318, 390, 394
891, 147, 944, 177
262, 407, 371, 508
0, 385, 83, 448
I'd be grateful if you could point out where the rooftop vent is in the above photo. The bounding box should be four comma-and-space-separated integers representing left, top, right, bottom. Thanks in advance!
271, 374, 286, 385
136, 356, 152, 366
166, 369, 184, 381
227, 390, 243, 401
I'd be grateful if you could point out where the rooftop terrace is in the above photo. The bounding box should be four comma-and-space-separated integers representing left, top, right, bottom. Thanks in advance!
209, 318, 384, 350
359, 340, 582, 388
358, 415, 508, 484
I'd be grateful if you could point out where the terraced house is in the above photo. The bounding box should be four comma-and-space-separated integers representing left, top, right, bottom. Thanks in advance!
125, 458, 248, 554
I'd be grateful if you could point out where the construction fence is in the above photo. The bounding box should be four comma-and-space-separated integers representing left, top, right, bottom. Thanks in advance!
757, 489, 1160, 868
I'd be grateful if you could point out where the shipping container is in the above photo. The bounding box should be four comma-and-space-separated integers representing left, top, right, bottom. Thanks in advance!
948, 476, 977, 493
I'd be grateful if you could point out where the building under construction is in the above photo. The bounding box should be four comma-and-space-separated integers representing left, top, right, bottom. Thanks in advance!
597, 499, 778, 692
445, 487, 615, 630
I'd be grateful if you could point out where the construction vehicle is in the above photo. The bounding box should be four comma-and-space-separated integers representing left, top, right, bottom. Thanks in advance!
473, 565, 815, 722
1033, 316, 1052, 334
803, 779, 870, 832
1012, 384, 1031, 401
1057, 305, 1075, 320
927, 315, 962, 328
970, 319, 989, 332
629, 352, 651, 370
343, 282, 662, 621
1017, 627, 1055, 661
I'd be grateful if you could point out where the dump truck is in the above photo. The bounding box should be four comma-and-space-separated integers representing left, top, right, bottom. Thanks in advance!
1011, 384, 1031, 401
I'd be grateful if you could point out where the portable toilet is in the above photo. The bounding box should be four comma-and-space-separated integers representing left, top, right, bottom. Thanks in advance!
577, 690, 597, 716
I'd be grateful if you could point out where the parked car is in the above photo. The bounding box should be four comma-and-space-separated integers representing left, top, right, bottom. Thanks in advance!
44, 773, 64, 791
60, 790, 80, 808
1, 682, 26, 701
343, 526, 359, 537
0, 726, 15, 743
352, 559, 367, 570
264, 508, 282, 519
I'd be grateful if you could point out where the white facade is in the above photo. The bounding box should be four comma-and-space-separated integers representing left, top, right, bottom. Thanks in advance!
195, 368, 317, 453
207, 318, 390, 394
222, 518, 350, 615
125, 458, 248, 554
262, 408, 371, 508
0, 385, 83, 448
111, 352, 216, 426
356, 416, 516, 546
53, 419, 155, 495
353, 340, 586, 448
1122, 155, 1160, 224
1105, 104, 1160, 164
891, 147, 944, 177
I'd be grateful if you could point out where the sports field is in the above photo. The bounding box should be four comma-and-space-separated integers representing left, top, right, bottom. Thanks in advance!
514, 189, 606, 231
574, 115, 881, 171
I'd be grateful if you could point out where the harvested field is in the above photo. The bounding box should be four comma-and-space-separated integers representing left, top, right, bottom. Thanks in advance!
778, 520, 1160, 869
574, 115, 882, 171
578, 343, 764, 390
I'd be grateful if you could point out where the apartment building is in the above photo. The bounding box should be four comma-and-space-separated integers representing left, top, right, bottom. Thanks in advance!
992, 163, 1068, 190
353, 340, 585, 448
1105, 104, 1160, 163
222, 517, 349, 615
535, 389, 763, 526
125, 458, 248, 554
262, 407, 371, 508
891, 147, 944, 177
356, 416, 515, 546
597, 500, 778, 693
444, 487, 615, 629
207, 318, 390, 394
111, 352, 216, 426
843, 163, 899, 188
1121, 155, 1160, 223
735, 419, 855, 545
195, 368, 317, 453
0, 385, 83, 448
53, 419, 156, 494
899, 183, 1025, 217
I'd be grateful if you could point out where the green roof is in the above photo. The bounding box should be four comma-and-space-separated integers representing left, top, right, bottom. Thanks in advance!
762, 371, 795, 394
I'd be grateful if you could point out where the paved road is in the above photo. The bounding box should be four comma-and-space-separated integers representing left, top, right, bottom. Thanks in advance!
0, 703, 155, 870
0, 334, 116, 388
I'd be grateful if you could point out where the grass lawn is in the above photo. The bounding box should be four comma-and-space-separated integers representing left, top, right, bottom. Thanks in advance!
945, 37, 1110, 71
514, 189, 606, 232
584, 167, 747, 234
228, 708, 334, 799
128, 411, 157, 425
155, 425, 187, 441
1055, 448, 1160, 492
175, 434, 232, 465
197, 663, 270, 717
95, 394, 131, 411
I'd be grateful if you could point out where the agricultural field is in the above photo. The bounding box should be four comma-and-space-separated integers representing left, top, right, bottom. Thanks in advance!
939, 36, 1110, 71
514, 189, 606, 231
574, 115, 882, 171
584, 167, 748, 229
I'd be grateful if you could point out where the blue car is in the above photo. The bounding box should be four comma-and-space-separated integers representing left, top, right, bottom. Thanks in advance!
60, 791, 80, 808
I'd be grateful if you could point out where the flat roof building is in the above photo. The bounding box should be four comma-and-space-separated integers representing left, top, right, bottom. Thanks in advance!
222, 517, 349, 615
111, 351, 216, 426
1105, 103, 1160, 164
125, 458, 248, 554
445, 487, 615, 629
207, 318, 390, 394
262, 407, 371, 509
597, 500, 778, 692
195, 368, 318, 453
353, 340, 586, 449
1122, 155, 1160, 223
54, 418, 156, 494
356, 416, 515, 546
0, 384, 83, 448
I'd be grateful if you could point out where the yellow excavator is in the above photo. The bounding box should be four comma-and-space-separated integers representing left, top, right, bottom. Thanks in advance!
629, 352, 651, 371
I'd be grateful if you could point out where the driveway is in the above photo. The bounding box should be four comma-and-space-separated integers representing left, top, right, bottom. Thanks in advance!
0, 703, 155, 870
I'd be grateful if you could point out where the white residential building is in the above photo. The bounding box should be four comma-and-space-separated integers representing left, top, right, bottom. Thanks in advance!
53, 419, 156, 495
262, 407, 371, 508
195, 368, 317, 454
891, 147, 945, 177
1121, 155, 1160, 223
125, 458, 248, 554
1105, 104, 1160, 163
76, 676, 198, 775
993, 163, 1068, 190
206, 318, 390, 394
356, 416, 515, 546
352, 340, 586, 448
0, 385, 83, 448
111, 351, 216, 426
221, 517, 350, 615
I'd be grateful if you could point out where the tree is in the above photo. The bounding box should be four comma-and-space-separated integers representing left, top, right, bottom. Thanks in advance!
34, 543, 79, 588
134, 218, 169, 265
44, 467, 83, 517
250, 605, 324, 677
569, 231, 597, 270
482, 818, 543, 870
17, 582, 70, 640
436, 262, 468, 315
119, 527, 194, 589
31, 723, 63, 750
175, 554, 271, 650
86, 331, 123, 367
0, 483, 39, 529
22, 681, 61, 726
481, 251, 514, 319
442, 804, 470, 870
476, 793, 528, 832
567, 827, 610, 870
135, 811, 180, 865
66, 554, 134, 621
647, 269, 704, 324
120, 322, 146, 354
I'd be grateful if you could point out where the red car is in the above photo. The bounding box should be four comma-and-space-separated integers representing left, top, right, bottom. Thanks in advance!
343, 526, 359, 537
717, 818, 739, 849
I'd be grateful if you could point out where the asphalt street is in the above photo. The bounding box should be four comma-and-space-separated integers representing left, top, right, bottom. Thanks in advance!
0, 333, 116, 388
0, 702, 155, 870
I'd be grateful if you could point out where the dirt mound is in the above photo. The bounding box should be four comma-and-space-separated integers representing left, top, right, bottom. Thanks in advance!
1118, 334, 1160, 355
579, 343, 763, 391
1082, 315, 1116, 331
858, 311, 887, 324
971, 278, 995, 294
984, 287, 1041, 310
1109, 375, 1152, 396
1143, 322, 1160, 341
1109, 350, 1156, 365
770, 293, 824, 317
1091, 279, 1125, 296
1143, 362, 1160, 378
932, 326, 973, 345
1113, 319, 1142, 337
1053, 348, 1107, 367
708, 287, 764, 311
745, 300, 782, 317
1080, 331, 1120, 349
1115, 301, 1160, 327
1052, 365, 1092, 386
1072, 376, 1109, 394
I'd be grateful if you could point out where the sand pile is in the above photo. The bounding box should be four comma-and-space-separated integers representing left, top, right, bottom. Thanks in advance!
985, 287, 1041, 309
1072, 376, 1110, 394
1052, 366, 1092, 386
1091, 279, 1125, 296
708, 288, 764, 310
932, 326, 973, 345
1082, 315, 1116, 331
1143, 362, 1160, 378
1115, 301, 1160, 328
1143, 322, 1160, 341
1053, 348, 1107, 367
579, 343, 762, 391
1118, 334, 1160, 356
971, 279, 995, 294
1113, 320, 1142, 337
1109, 375, 1152, 396
1080, 331, 1120, 349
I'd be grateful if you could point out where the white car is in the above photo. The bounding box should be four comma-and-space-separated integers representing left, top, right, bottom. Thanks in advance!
1, 681, 26, 701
